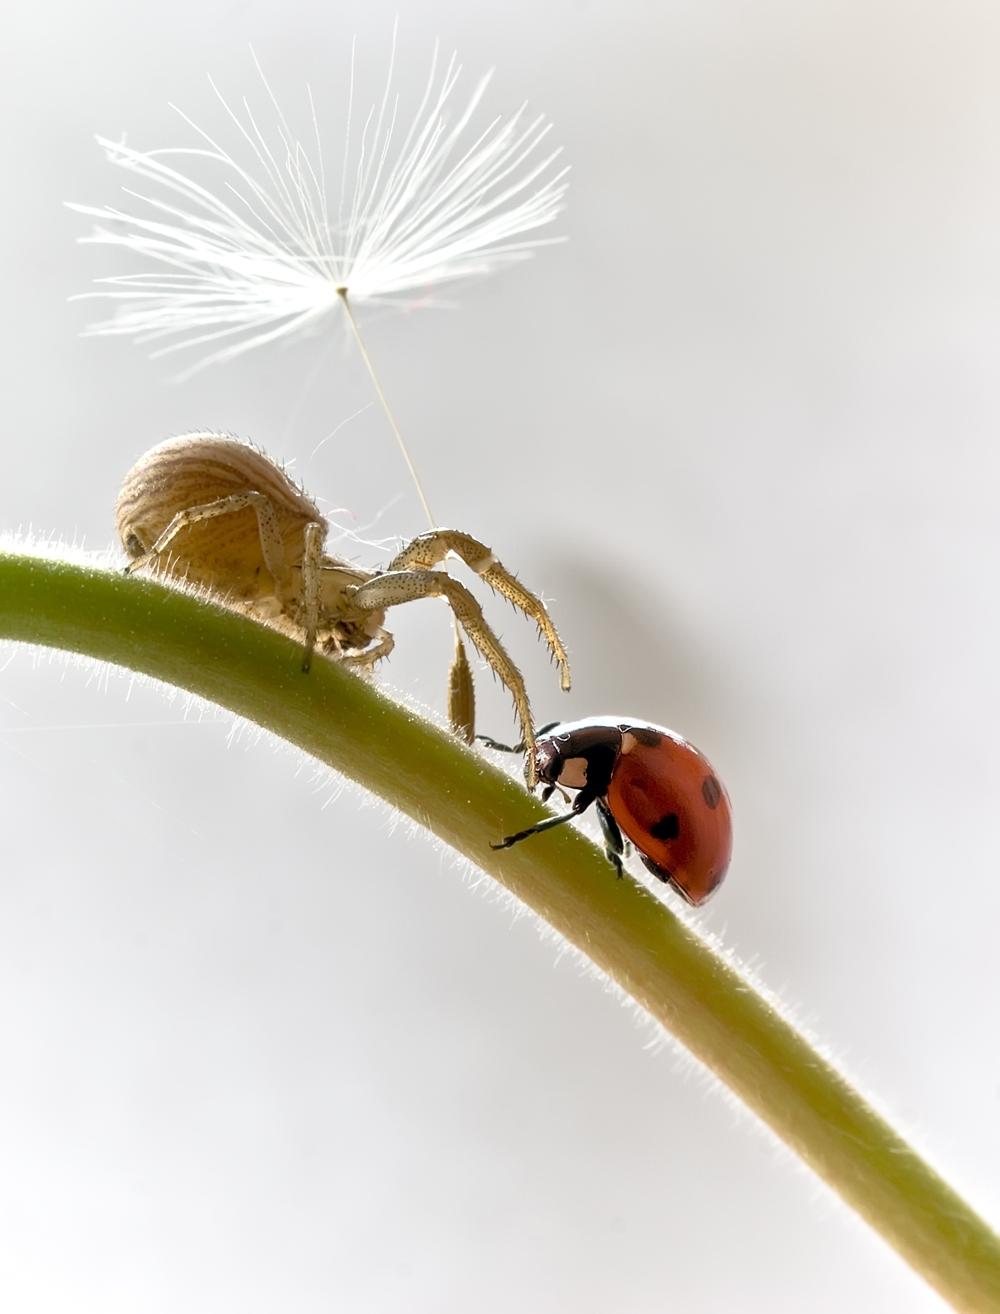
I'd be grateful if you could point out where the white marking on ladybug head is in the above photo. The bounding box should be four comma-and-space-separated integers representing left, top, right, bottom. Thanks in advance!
558, 757, 589, 790
621, 732, 637, 755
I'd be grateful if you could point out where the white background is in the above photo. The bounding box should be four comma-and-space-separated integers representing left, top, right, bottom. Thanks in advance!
2, 0, 1000, 1309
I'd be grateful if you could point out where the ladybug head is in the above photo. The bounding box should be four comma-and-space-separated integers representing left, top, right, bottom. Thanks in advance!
530, 736, 564, 789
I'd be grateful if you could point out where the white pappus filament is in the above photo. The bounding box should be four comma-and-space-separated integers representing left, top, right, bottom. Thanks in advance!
69, 43, 569, 377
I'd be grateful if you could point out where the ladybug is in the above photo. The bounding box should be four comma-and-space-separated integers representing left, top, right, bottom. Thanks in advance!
484, 717, 733, 906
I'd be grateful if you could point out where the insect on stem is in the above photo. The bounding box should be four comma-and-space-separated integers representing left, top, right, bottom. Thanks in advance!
336, 287, 437, 530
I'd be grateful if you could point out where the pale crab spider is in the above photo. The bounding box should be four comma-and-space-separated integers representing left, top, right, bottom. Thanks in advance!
116, 434, 570, 768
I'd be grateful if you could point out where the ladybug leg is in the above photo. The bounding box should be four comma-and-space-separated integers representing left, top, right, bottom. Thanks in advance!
490, 808, 580, 851
476, 735, 526, 753
596, 800, 626, 880
491, 783, 600, 853
476, 722, 561, 754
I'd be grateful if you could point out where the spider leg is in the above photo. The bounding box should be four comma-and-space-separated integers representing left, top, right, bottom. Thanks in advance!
386, 530, 571, 692
341, 629, 394, 670
128, 491, 296, 604
299, 522, 324, 672
349, 569, 538, 782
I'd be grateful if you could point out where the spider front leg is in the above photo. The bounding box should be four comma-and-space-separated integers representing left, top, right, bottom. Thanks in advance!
348, 568, 539, 783
386, 530, 571, 693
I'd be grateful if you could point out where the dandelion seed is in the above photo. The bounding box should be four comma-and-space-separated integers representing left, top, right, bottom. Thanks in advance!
70, 43, 567, 528
69, 44, 568, 373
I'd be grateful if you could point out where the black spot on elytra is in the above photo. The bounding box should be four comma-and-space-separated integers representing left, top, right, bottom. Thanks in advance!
650, 812, 680, 841
701, 776, 722, 809
628, 726, 662, 748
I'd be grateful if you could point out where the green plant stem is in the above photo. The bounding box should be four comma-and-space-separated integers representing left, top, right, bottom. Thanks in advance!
2, 549, 998, 1313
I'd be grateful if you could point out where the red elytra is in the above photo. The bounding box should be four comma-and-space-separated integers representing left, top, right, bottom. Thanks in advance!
490, 718, 733, 906
605, 729, 732, 904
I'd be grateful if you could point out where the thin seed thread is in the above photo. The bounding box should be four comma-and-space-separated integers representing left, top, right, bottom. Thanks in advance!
337, 288, 436, 529
337, 289, 468, 714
